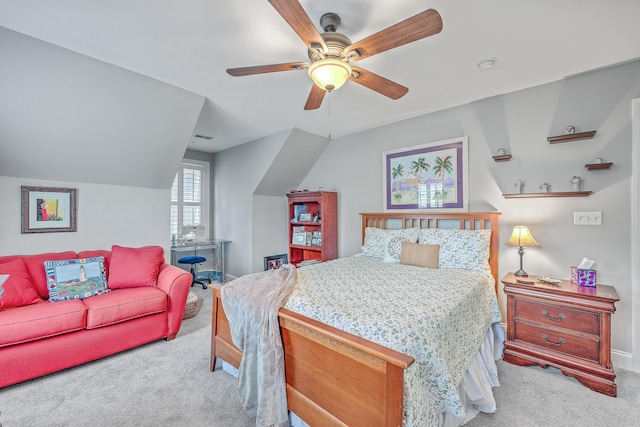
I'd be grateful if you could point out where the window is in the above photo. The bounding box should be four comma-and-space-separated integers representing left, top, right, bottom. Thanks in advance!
171, 159, 210, 240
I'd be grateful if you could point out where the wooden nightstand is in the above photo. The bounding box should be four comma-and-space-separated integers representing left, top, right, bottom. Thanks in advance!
502, 272, 619, 396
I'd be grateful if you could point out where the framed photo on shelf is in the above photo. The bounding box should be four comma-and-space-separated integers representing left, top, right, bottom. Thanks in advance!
264, 254, 288, 271
383, 137, 468, 211
21, 186, 77, 233
298, 213, 312, 222
311, 230, 322, 247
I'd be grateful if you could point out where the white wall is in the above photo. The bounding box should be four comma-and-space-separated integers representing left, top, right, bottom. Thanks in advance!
0, 177, 171, 261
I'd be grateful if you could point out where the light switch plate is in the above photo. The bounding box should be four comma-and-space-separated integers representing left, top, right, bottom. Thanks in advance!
574, 211, 602, 225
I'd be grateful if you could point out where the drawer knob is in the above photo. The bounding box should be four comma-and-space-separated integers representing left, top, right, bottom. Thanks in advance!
542, 333, 566, 347
541, 309, 566, 322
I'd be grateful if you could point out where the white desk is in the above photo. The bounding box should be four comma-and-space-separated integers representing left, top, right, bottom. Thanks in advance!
170, 240, 231, 283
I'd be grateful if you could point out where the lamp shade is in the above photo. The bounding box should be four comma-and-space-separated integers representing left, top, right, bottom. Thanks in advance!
308, 59, 352, 91
506, 226, 539, 247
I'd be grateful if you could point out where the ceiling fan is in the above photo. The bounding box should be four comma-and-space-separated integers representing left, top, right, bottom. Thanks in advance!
227, 0, 443, 110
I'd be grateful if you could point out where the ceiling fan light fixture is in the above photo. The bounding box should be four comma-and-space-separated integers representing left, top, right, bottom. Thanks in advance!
308, 59, 352, 91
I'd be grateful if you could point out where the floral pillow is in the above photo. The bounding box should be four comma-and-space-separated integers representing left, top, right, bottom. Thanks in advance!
382, 231, 418, 263
44, 257, 109, 302
418, 228, 492, 276
362, 227, 420, 259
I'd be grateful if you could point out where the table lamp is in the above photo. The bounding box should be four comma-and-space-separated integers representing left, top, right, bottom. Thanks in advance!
506, 226, 539, 277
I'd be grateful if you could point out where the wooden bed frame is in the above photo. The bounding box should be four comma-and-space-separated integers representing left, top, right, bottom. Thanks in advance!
210, 211, 500, 426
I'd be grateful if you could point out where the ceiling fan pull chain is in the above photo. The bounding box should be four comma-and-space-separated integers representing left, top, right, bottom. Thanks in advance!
328, 92, 332, 140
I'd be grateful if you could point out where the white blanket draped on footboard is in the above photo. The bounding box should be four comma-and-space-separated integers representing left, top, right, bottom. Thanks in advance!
221, 265, 297, 427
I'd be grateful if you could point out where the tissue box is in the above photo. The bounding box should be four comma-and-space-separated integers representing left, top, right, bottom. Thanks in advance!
571, 267, 597, 287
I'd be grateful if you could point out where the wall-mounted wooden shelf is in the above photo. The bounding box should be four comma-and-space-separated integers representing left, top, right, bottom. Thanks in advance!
503, 191, 592, 199
547, 130, 596, 144
492, 154, 512, 162
585, 162, 613, 170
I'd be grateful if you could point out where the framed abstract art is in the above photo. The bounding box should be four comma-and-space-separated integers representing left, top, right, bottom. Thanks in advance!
21, 186, 77, 233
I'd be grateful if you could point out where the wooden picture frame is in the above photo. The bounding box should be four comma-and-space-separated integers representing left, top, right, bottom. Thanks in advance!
383, 137, 468, 211
21, 186, 77, 233
264, 253, 288, 271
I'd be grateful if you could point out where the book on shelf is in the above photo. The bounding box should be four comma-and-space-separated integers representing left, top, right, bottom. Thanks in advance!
293, 205, 307, 222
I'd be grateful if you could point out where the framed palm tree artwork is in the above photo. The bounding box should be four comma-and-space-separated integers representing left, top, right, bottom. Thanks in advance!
383, 137, 468, 211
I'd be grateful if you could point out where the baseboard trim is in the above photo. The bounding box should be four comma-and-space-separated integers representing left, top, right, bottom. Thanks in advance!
612, 349, 634, 372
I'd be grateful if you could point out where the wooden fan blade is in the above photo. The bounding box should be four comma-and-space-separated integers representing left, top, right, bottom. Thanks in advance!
304, 84, 325, 110
350, 67, 408, 100
227, 62, 309, 76
268, 0, 327, 53
345, 9, 442, 61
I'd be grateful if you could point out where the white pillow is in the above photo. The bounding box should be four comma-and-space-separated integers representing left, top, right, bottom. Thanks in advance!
418, 228, 492, 275
362, 227, 420, 259
382, 231, 418, 263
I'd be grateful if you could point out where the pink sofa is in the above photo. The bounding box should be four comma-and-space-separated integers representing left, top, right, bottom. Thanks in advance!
0, 247, 192, 388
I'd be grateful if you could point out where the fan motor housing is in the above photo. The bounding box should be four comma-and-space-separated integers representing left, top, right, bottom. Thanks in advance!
308, 32, 352, 62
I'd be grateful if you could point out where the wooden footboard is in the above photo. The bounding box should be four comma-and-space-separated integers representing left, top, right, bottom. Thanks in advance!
210, 285, 414, 426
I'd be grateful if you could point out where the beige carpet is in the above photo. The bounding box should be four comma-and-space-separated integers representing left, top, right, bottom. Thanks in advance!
1, 283, 639, 426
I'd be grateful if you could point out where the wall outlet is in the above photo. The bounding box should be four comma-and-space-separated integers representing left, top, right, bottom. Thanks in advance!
574, 211, 602, 225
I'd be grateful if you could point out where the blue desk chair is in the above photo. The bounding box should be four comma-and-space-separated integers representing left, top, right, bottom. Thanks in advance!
177, 255, 210, 289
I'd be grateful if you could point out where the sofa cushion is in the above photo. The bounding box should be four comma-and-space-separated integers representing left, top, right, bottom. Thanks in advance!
0, 251, 78, 299
45, 257, 110, 302
0, 259, 43, 310
0, 299, 86, 348
82, 287, 167, 329
108, 245, 164, 289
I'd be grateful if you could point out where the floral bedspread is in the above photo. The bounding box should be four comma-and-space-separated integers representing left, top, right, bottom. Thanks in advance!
283, 256, 502, 426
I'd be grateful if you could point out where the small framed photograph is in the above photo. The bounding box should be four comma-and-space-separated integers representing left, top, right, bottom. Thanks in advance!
21, 186, 77, 233
264, 254, 288, 271
298, 213, 312, 222
292, 232, 307, 245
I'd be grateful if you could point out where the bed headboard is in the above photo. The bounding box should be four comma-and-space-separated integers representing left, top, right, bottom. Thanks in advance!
360, 211, 501, 291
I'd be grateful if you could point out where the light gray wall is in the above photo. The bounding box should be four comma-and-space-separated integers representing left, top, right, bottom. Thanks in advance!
212, 129, 330, 278
0, 27, 205, 189
0, 176, 172, 261
212, 131, 286, 277
213, 59, 640, 370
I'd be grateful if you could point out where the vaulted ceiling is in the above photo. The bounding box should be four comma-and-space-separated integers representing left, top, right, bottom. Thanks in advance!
1, 0, 639, 153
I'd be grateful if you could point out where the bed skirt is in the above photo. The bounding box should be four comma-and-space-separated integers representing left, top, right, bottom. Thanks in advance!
223, 323, 504, 427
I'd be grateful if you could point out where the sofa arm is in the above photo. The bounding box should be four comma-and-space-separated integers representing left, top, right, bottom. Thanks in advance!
156, 263, 192, 339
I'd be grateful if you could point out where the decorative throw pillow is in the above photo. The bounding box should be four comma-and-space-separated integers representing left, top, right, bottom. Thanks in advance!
0, 259, 43, 309
419, 228, 492, 275
362, 227, 420, 259
382, 231, 418, 263
44, 257, 109, 302
108, 245, 164, 289
400, 242, 440, 268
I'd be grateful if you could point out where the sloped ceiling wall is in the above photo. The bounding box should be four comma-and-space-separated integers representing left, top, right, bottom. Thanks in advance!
0, 27, 205, 189
254, 128, 330, 196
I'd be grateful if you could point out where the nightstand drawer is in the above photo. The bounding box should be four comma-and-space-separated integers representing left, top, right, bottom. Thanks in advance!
515, 322, 600, 363
515, 299, 599, 335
